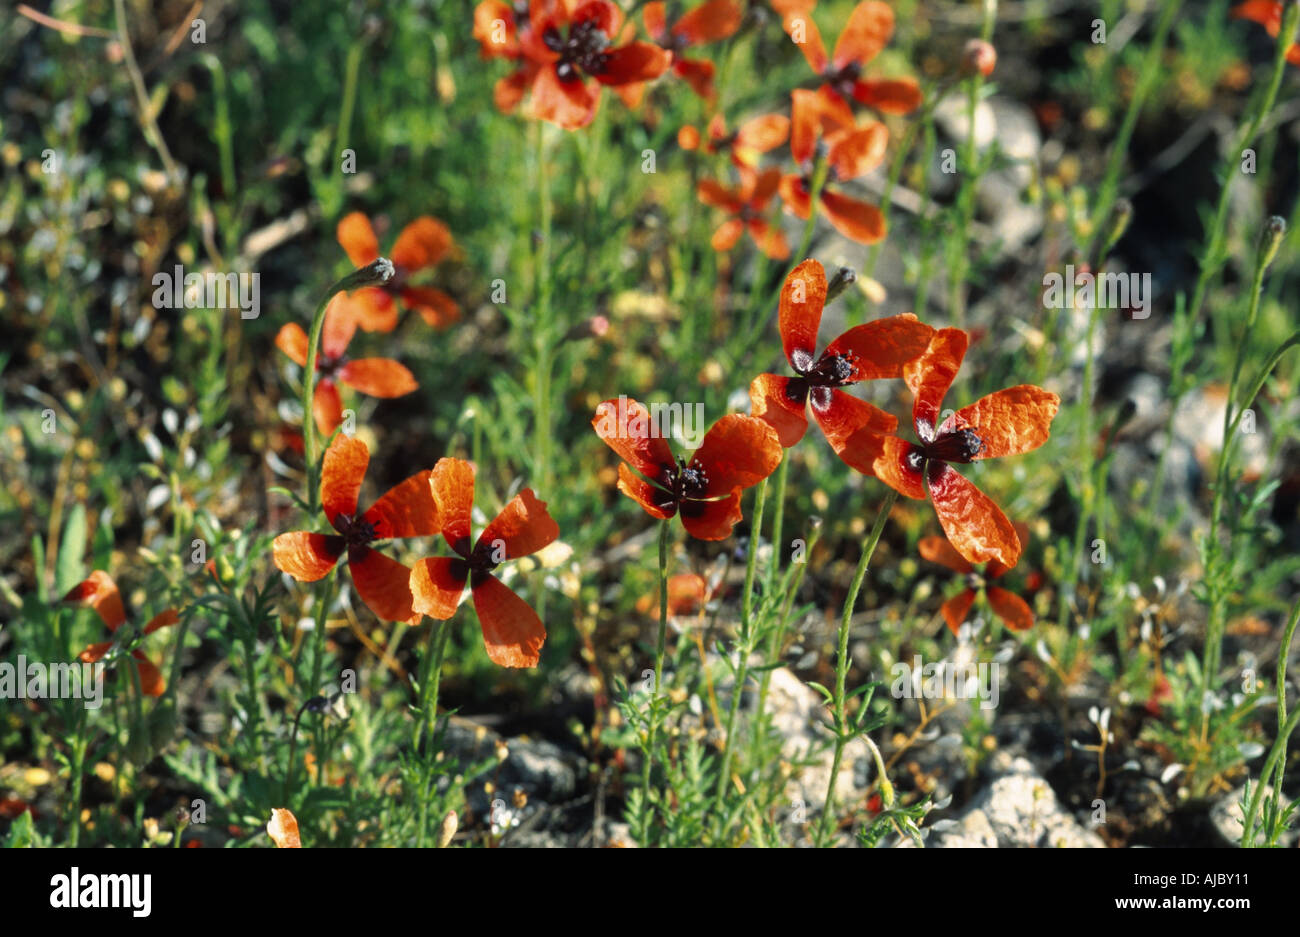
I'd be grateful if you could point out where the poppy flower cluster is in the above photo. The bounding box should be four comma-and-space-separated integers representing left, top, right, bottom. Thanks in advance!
594, 259, 1059, 614
62, 571, 179, 696
474, 0, 672, 129
272, 436, 557, 668
337, 212, 460, 331
919, 522, 1034, 634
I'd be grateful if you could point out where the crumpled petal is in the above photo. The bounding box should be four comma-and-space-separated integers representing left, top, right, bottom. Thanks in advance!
272, 532, 343, 581
365, 470, 440, 539
476, 488, 560, 561
409, 557, 468, 619
470, 572, 546, 668
429, 458, 476, 556
321, 434, 369, 527
691, 414, 782, 498
592, 397, 675, 482
749, 373, 810, 448
926, 463, 1021, 569
941, 385, 1061, 460
905, 327, 968, 439
779, 258, 826, 370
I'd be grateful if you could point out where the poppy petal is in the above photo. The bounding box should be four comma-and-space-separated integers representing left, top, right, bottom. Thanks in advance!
63, 570, 127, 631
598, 42, 672, 85
820, 188, 885, 243
680, 491, 743, 540
834, 422, 891, 476
675, 0, 742, 43
735, 113, 790, 154
852, 77, 923, 114
940, 589, 976, 636
429, 458, 476, 555
905, 327, 968, 438
833, 0, 893, 68
338, 359, 418, 398
711, 218, 745, 251
749, 373, 810, 447
365, 470, 440, 539
617, 463, 677, 519
779, 258, 826, 370
349, 548, 420, 624
401, 286, 461, 328
143, 608, 180, 634
477, 488, 560, 561
808, 387, 897, 454
697, 178, 741, 211
783, 10, 828, 73
78, 642, 113, 664
987, 586, 1034, 631
337, 213, 380, 267
692, 414, 782, 498
474, 1, 518, 56
822, 313, 935, 381
779, 173, 813, 219
321, 434, 370, 527
470, 572, 546, 668
131, 652, 167, 697
643, 1, 668, 40
672, 57, 715, 99
275, 323, 309, 368
591, 397, 675, 482
747, 219, 790, 259
986, 522, 1031, 579
272, 532, 343, 581
918, 535, 974, 574
529, 65, 601, 129
321, 294, 358, 360
872, 436, 927, 499
942, 385, 1061, 460
926, 463, 1021, 569
495, 67, 532, 112
348, 288, 400, 333
391, 217, 453, 272
312, 380, 344, 437
267, 808, 302, 848
409, 557, 468, 619
827, 120, 889, 181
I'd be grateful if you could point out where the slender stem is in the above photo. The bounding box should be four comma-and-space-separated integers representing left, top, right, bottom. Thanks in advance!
112, 0, 180, 183
1241, 679, 1300, 846
712, 478, 768, 830
817, 489, 897, 846
639, 519, 672, 842
415, 619, 453, 848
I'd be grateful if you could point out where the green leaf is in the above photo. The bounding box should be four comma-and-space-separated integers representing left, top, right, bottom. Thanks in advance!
55, 503, 87, 596
2, 809, 35, 848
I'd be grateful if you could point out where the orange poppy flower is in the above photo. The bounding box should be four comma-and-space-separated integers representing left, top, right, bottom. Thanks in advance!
634, 572, 719, 617
1231, 1, 1300, 65
275, 294, 417, 437
748, 259, 932, 467
642, 0, 744, 100
697, 166, 790, 258
409, 458, 559, 668
592, 397, 782, 540
919, 523, 1033, 634
62, 571, 179, 697
790, 87, 889, 181
867, 328, 1060, 569
272, 435, 441, 624
782, 1, 922, 114
678, 112, 790, 168
498, 0, 670, 129
336, 212, 459, 332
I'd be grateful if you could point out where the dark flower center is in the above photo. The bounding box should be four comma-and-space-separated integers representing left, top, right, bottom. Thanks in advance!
825, 61, 861, 100
920, 428, 985, 464
806, 352, 858, 386
545, 19, 611, 81
316, 354, 344, 378
673, 456, 710, 500
334, 513, 377, 547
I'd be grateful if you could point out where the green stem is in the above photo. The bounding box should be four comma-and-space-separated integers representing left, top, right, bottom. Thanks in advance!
415, 618, 453, 848
817, 488, 897, 846
639, 519, 672, 843
712, 478, 768, 834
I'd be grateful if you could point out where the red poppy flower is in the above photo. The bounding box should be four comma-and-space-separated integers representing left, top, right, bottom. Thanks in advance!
869, 328, 1060, 568
790, 87, 889, 181
409, 458, 559, 668
782, 1, 922, 114
697, 166, 790, 258
779, 172, 886, 245
62, 571, 179, 697
678, 111, 790, 168
336, 212, 459, 332
592, 398, 782, 540
1231, 1, 1300, 65
272, 435, 441, 624
499, 0, 670, 130
642, 0, 743, 99
749, 259, 933, 467
919, 523, 1034, 634
275, 294, 418, 437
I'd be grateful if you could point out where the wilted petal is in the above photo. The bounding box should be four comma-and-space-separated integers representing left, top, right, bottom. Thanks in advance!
905, 327, 968, 437
926, 463, 1021, 569
942, 385, 1061, 460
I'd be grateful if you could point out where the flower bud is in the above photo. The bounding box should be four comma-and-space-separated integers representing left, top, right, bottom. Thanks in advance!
962, 39, 996, 77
